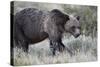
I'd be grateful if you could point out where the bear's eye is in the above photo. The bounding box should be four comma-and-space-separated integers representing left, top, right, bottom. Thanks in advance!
78, 27, 81, 29
71, 26, 75, 31
71, 26, 75, 29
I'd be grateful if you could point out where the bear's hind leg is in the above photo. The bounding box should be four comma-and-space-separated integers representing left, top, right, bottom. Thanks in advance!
20, 41, 29, 52
14, 25, 29, 53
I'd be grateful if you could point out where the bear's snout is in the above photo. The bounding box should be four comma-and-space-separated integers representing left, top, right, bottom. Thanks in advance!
74, 33, 81, 38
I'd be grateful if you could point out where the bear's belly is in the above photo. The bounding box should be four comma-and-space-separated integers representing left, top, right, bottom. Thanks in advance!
29, 32, 48, 44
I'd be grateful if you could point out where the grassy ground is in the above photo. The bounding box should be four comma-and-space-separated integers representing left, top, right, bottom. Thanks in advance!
13, 35, 97, 66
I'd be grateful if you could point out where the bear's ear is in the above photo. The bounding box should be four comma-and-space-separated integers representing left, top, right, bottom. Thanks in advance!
51, 9, 61, 13
51, 9, 63, 15
65, 14, 69, 21
76, 16, 80, 20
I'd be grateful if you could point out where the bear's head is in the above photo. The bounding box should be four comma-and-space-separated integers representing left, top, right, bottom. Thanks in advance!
51, 9, 81, 38
64, 15, 81, 38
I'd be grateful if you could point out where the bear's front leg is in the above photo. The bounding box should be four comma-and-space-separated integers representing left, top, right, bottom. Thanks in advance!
50, 40, 65, 55
47, 23, 65, 55
50, 40, 58, 55
58, 42, 66, 52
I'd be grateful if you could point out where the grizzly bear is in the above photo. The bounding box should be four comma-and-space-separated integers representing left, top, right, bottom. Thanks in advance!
13, 8, 81, 55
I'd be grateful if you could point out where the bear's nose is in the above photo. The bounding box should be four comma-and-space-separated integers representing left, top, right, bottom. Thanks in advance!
75, 33, 81, 38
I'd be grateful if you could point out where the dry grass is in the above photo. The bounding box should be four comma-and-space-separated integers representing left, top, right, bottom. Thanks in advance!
13, 35, 97, 66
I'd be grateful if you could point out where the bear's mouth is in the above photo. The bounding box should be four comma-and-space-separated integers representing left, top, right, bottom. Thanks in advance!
75, 35, 79, 38
74, 33, 80, 38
